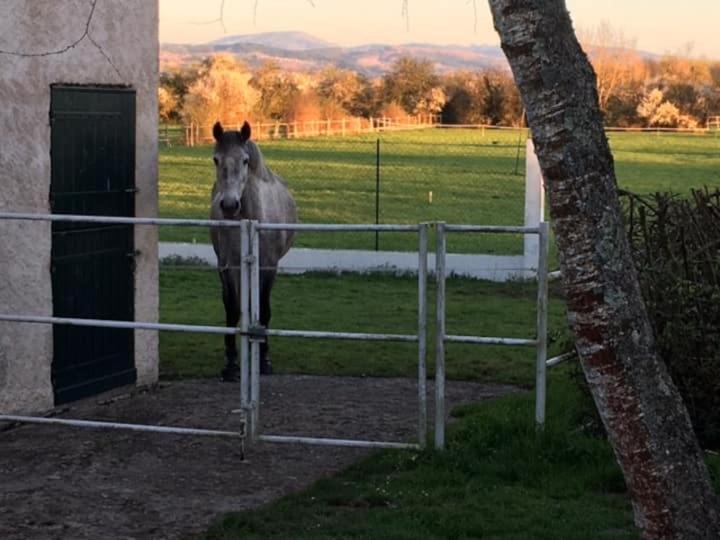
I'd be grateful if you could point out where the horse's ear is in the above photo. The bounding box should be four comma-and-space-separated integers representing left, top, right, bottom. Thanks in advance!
213, 121, 224, 142
238, 121, 252, 143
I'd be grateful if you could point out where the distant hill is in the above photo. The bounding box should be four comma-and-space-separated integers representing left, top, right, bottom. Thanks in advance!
160, 31, 510, 75
210, 31, 337, 51
160, 31, 663, 76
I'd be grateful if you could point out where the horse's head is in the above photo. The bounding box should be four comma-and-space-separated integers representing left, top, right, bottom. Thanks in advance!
212, 121, 252, 218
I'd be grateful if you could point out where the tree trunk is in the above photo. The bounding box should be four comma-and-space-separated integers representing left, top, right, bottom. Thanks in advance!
488, 1, 720, 537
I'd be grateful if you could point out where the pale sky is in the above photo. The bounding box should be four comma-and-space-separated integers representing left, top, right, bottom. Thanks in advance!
159, 0, 720, 59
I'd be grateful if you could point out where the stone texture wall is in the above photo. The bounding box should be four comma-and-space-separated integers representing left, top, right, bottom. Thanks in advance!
0, 0, 159, 413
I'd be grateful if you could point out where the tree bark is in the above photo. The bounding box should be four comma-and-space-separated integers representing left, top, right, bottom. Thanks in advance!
488, 1, 720, 537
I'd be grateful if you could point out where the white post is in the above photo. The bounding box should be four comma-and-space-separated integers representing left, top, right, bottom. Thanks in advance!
535, 222, 549, 427
250, 221, 261, 441
240, 220, 251, 424
434, 222, 447, 450
417, 224, 428, 448
524, 139, 545, 272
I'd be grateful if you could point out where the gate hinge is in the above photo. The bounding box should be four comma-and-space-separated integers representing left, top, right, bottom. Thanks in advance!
126, 249, 141, 259
124, 187, 139, 194
242, 255, 257, 265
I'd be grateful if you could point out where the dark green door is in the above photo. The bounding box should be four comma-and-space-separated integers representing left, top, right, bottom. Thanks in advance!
50, 86, 136, 404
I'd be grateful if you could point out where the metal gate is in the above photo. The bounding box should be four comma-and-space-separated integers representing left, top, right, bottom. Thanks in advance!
49, 86, 136, 404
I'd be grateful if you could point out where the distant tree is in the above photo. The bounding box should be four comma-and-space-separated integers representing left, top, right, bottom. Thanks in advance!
250, 60, 300, 121
636, 88, 665, 123
347, 74, 382, 118
637, 88, 697, 128
382, 56, 440, 115
414, 86, 447, 116
158, 86, 179, 122
579, 21, 647, 113
379, 101, 408, 120
481, 72, 507, 124
160, 67, 201, 104
182, 54, 258, 126
286, 89, 323, 123
316, 67, 363, 114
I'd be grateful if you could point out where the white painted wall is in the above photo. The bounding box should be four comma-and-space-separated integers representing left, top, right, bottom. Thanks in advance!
0, 1, 159, 413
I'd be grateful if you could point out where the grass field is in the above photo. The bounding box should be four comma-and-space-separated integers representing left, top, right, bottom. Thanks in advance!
159, 129, 720, 252
157, 130, 720, 538
160, 269, 568, 386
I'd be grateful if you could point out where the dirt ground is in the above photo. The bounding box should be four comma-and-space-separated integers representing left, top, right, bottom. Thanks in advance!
0, 375, 519, 539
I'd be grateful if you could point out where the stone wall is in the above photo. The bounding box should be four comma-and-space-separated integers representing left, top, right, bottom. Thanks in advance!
0, 0, 159, 413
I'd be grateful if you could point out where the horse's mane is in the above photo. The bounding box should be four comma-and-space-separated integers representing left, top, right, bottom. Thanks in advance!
246, 140, 273, 182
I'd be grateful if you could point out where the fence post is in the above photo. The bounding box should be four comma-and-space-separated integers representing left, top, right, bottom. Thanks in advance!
250, 220, 261, 441
375, 139, 381, 250
524, 139, 545, 274
239, 220, 251, 430
535, 221, 550, 428
417, 223, 429, 448
435, 222, 447, 450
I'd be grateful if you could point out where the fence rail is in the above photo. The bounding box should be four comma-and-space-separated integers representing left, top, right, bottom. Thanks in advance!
177, 115, 442, 146
160, 121, 719, 147
0, 212, 556, 452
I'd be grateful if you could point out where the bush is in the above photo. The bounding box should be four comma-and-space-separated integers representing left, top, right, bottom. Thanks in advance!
623, 189, 720, 448
569, 189, 720, 449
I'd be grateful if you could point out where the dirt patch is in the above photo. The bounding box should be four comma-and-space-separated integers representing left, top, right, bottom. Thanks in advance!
0, 376, 519, 539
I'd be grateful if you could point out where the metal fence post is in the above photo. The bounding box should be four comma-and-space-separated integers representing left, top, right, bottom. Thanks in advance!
417, 223, 429, 448
435, 222, 447, 450
375, 138, 380, 251
240, 220, 251, 423
250, 220, 261, 441
535, 221, 550, 427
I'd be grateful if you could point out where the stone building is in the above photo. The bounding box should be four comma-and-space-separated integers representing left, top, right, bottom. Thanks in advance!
0, 1, 159, 412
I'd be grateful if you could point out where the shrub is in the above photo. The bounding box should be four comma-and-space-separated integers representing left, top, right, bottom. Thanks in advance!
568, 189, 720, 449
622, 189, 720, 448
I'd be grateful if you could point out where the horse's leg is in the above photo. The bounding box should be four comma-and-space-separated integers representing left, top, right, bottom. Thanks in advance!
259, 268, 277, 375
220, 270, 241, 382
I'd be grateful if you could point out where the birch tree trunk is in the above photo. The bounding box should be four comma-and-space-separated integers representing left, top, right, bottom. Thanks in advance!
488, 1, 720, 537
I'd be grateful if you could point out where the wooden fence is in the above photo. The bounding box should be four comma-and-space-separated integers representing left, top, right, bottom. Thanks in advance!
178, 115, 441, 146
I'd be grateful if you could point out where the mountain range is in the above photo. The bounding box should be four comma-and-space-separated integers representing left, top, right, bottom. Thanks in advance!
160, 31, 511, 75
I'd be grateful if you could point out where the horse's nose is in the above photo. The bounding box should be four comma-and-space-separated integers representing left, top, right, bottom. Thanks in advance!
220, 197, 240, 215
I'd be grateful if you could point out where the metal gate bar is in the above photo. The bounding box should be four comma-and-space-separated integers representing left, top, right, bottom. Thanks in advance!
434, 221, 550, 449
247, 221, 429, 450
0, 415, 244, 439
1, 212, 551, 454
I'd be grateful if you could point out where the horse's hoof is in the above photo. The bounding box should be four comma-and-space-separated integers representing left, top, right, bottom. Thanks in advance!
221, 365, 241, 382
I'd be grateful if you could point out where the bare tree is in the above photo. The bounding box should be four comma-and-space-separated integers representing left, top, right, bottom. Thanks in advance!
578, 21, 646, 112
488, 1, 720, 537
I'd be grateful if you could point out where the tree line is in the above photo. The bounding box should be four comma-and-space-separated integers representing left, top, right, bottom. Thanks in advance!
160, 45, 720, 129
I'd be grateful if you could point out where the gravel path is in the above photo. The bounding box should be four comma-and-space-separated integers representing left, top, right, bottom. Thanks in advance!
0, 376, 519, 539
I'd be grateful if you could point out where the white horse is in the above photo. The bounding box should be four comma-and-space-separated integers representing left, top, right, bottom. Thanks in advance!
210, 121, 297, 378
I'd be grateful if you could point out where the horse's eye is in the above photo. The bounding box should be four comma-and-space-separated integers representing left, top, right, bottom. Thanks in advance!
213, 157, 219, 166
243, 158, 249, 166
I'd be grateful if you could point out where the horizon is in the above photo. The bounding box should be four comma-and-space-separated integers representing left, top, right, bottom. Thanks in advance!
159, 0, 720, 60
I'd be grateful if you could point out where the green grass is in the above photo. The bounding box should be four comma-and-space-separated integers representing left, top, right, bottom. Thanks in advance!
205, 379, 644, 540
160, 128, 529, 253
157, 129, 720, 538
159, 269, 567, 386
159, 129, 720, 253
159, 268, 720, 539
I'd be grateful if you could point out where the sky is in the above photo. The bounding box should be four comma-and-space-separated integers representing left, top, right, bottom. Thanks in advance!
159, 0, 720, 60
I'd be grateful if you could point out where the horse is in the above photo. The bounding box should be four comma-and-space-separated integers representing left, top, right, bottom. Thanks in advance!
210, 121, 297, 380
